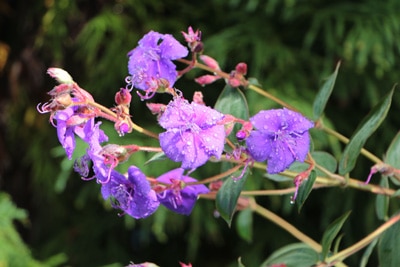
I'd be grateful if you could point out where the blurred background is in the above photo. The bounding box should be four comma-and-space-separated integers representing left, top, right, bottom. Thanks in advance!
1, 0, 399, 266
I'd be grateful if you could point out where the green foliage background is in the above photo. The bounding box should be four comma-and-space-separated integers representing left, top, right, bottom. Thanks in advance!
0, 0, 399, 266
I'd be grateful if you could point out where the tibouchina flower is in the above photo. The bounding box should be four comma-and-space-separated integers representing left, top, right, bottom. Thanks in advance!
246, 108, 314, 174
156, 168, 209, 215
127, 31, 188, 91
158, 97, 226, 170
101, 166, 160, 219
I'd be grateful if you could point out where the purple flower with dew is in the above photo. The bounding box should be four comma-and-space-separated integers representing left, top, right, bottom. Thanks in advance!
158, 97, 226, 170
246, 108, 314, 174
127, 31, 188, 91
156, 168, 209, 215
84, 121, 110, 182
101, 166, 160, 219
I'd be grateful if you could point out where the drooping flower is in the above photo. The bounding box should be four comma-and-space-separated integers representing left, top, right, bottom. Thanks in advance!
101, 166, 160, 219
127, 31, 188, 91
156, 168, 209, 215
245, 108, 314, 174
158, 97, 226, 170
54, 105, 96, 159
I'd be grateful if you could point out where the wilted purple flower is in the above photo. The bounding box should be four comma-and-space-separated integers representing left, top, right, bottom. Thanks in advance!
246, 108, 314, 174
101, 166, 160, 219
127, 31, 188, 91
54, 106, 95, 159
156, 168, 209, 215
158, 97, 226, 170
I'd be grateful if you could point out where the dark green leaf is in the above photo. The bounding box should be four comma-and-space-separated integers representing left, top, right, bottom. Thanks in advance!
216, 169, 249, 226
360, 237, 378, 267
236, 208, 253, 242
313, 61, 341, 120
265, 161, 307, 182
385, 132, 400, 185
320, 211, 351, 260
214, 84, 249, 149
376, 176, 389, 221
339, 87, 395, 175
296, 170, 317, 213
378, 213, 400, 267
260, 243, 319, 267
311, 151, 337, 177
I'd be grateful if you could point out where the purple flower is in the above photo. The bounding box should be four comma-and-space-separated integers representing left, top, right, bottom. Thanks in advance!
127, 31, 188, 90
54, 106, 95, 159
156, 168, 209, 215
158, 97, 226, 170
101, 166, 160, 219
246, 108, 314, 174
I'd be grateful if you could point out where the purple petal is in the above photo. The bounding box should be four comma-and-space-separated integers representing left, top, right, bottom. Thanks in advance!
245, 131, 272, 162
158, 34, 188, 59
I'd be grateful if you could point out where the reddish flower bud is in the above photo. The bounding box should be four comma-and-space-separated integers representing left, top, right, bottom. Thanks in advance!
235, 62, 247, 75
228, 77, 241, 87
192, 91, 205, 105
146, 102, 166, 116
115, 88, 132, 106
199, 55, 220, 70
194, 74, 220, 86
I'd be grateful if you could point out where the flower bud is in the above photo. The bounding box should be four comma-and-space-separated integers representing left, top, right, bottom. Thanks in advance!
115, 88, 132, 106
47, 68, 74, 84
194, 74, 220, 86
199, 55, 220, 70
235, 62, 247, 75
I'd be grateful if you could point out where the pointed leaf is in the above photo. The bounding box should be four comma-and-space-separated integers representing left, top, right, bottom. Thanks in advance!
313, 61, 341, 120
376, 176, 389, 221
260, 243, 319, 267
321, 211, 351, 260
360, 237, 378, 267
385, 132, 400, 185
296, 170, 317, 212
214, 84, 249, 148
236, 208, 253, 242
144, 152, 168, 165
216, 169, 249, 226
339, 87, 395, 175
378, 214, 400, 267
312, 151, 337, 177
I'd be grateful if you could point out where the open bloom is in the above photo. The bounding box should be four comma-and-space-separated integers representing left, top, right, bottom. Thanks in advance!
156, 168, 209, 215
246, 108, 314, 174
101, 166, 160, 219
158, 97, 226, 170
127, 31, 188, 91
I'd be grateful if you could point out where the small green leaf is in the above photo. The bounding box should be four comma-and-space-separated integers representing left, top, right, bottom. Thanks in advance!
216, 169, 249, 226
378, 213, 400, 267
313, 61, 341, 120
214, 84, 249, 148
339, 86, 395, 175
385, 132, 400, 185
238, 257, 246, 267
360, 237, 378, 267
144, 152, 168, 165
236, 208, 253, 242
265, 161, 307, 182
311, 151, 337, 177
260, 243, 319, 267
376, 176, 389, 221
320, 211, 351, 260
296, 170, 317, 213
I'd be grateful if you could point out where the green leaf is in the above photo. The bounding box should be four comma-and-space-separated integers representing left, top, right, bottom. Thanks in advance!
216, 169, 249, 226
360, 237, 378, 267
313, 61, 341, 120
296, 170, 317, 213
320, 211, 351, 260
385, 132, 400, 185
265, 161, 307, 182
260, 243, 319, 267
339, 87, 395, 175
236, 208, 253, 242
378, 213, 400, 267
311, 151, 337, 177
214, 84, 249, 148
144, 152, 168, 165
376, 176, 389, 221
238, 257, 246, 267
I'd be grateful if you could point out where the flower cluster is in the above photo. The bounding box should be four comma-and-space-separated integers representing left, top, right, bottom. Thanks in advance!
39, 28, 314, 222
